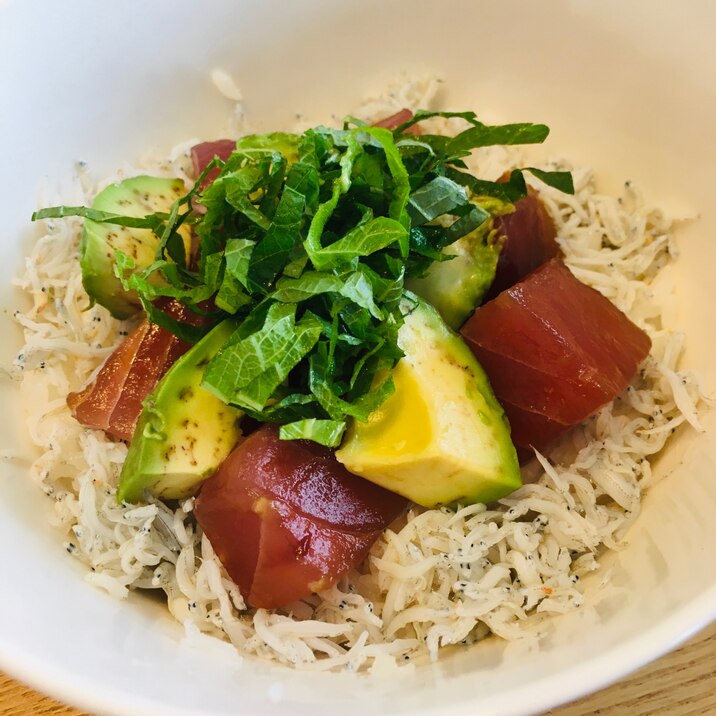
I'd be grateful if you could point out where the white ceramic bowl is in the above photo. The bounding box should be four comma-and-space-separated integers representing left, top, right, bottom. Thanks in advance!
1, 2, 715, 714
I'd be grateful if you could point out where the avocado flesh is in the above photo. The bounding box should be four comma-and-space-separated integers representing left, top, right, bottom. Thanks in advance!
81, 176, 190, 319
336, 298, 520, 508
117, 320, 243, 504
407, 233, 499, 330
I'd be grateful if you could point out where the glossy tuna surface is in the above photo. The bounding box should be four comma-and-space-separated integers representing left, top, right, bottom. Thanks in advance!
67, 299, 205, 441
461, 258, 651, 460
485, 190, 560, 301
194, 425, 407, 609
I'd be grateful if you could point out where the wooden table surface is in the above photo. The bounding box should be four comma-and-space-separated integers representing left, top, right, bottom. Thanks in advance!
2, 621, 715, 715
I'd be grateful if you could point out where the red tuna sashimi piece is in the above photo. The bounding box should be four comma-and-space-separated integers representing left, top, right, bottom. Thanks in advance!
194, 425, 407, 609
498, 400, 571, 464
190, 139, 236, 187
372, 108, 422, 134
461, 258, 651, 459
67, 299, 204, 441
470, 345, 622, 425
485, 190, 559, 301
67, 324, 150, 439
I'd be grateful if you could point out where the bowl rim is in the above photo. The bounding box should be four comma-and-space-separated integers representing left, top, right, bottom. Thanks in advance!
1, 586, 715, 716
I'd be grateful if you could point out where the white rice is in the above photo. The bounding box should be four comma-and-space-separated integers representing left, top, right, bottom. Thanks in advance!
12, 77, 703, 671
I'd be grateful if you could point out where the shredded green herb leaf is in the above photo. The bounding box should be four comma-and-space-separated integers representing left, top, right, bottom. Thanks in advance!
32, 110, 574, 441
279, 419, 346, 447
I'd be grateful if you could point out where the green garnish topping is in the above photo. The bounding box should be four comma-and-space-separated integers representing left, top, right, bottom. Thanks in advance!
279, 419, 347, 448
32, 110, 574, 442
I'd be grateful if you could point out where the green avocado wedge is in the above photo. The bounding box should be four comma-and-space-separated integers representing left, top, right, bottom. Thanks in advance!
406, 231, 500, 330
336, 296, 520, 507
117, 320, 243, 504
81, 176, 190, 319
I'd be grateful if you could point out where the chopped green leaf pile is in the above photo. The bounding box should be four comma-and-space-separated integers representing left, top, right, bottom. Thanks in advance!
33, 110, 574, 446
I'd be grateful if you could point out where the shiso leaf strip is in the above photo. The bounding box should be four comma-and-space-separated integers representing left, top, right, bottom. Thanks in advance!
31, 112, 573, 446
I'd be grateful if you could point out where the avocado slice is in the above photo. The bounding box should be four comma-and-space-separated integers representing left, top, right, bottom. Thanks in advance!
81, 176, 190, 319
117, 320, 243, 504
335, 297, 520, 507
406, 231, 499, 330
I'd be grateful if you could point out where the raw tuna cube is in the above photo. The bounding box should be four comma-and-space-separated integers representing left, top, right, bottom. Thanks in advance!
372, 108, 422, 134
485, 190, 560, 301
68, 299, 206, 441
461, 258, 651, 460
195, 425, 407, 609
190, 139, 236, 188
